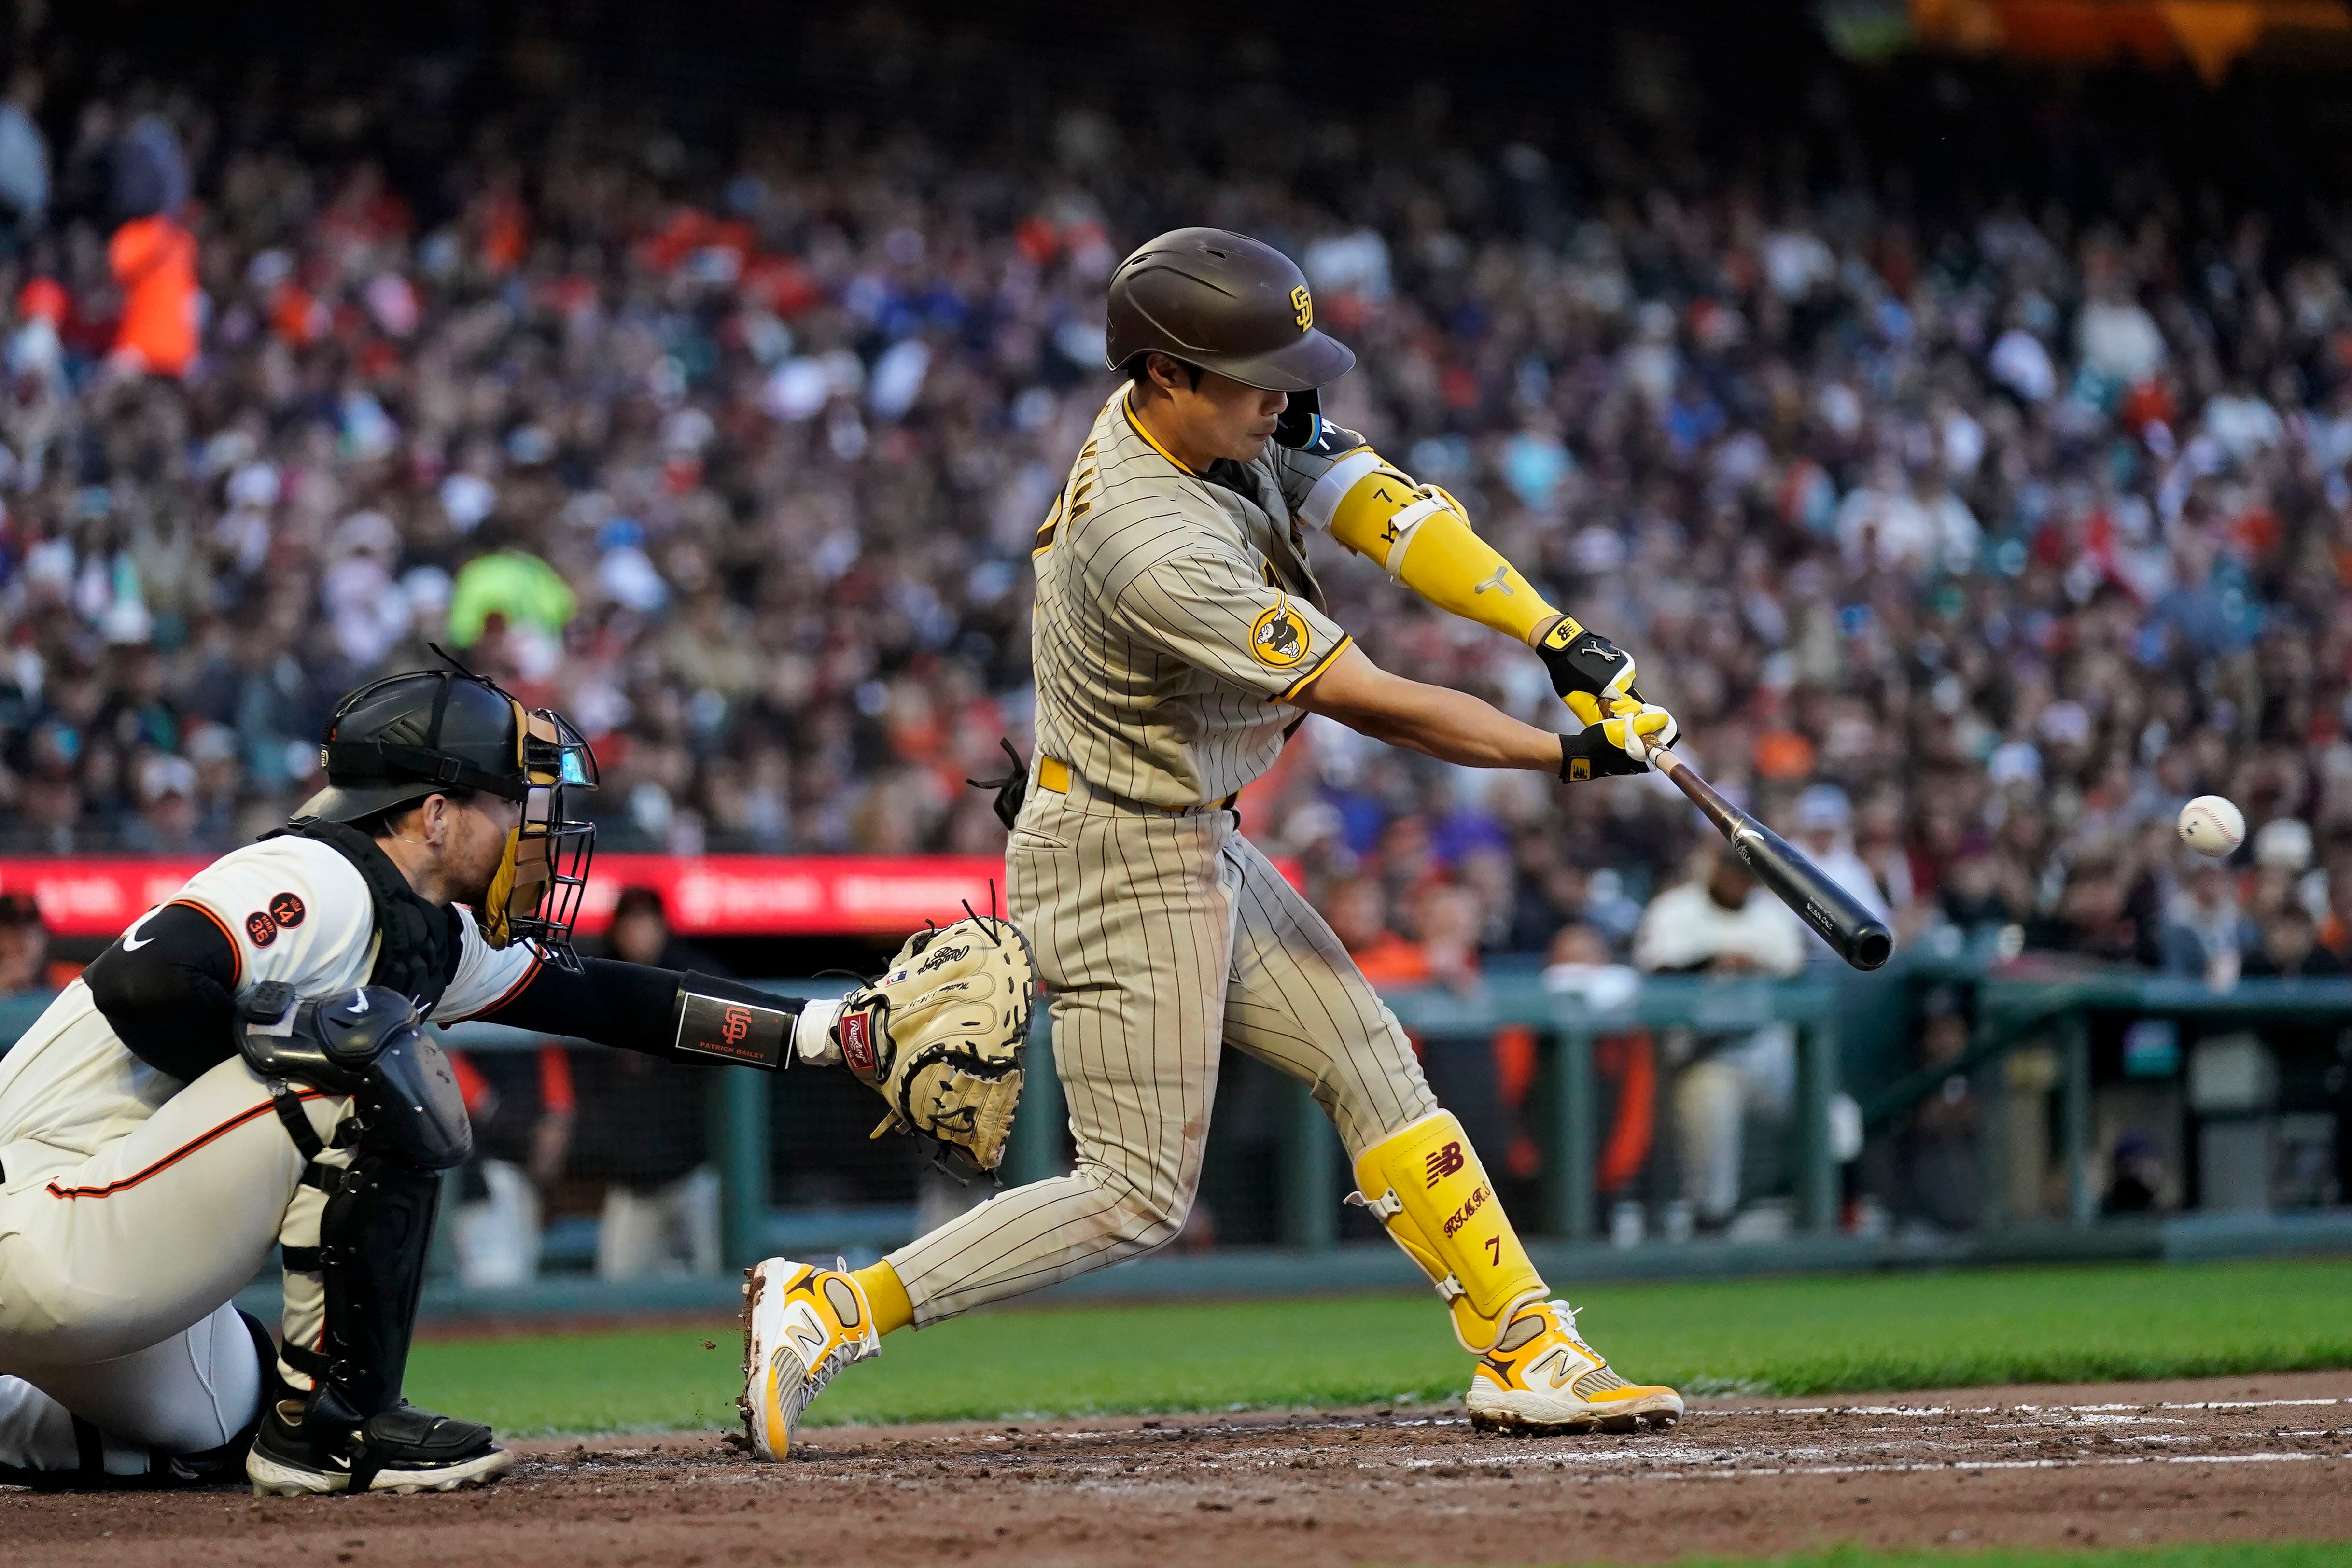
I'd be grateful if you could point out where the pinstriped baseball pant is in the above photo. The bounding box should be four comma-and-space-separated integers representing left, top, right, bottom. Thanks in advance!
886, 783, 1438, 1325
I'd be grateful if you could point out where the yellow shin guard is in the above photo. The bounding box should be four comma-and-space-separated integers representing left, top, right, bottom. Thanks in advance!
1350, 1111, 1547, 1354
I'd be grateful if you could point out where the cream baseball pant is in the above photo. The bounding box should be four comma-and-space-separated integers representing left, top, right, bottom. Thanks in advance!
887, 779, 1438, 1323
597, 1167, 721, 1281
1671, 1025, 1795, 1226
0, 1055, 349, 1477
451, 1158, 544, 1288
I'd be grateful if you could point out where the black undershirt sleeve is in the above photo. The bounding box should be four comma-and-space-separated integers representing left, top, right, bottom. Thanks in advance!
473, 958, 802, 1064
83, 903, 242, 1082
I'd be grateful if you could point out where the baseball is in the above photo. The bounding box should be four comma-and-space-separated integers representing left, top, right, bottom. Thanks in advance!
2178, 795, 2246, 858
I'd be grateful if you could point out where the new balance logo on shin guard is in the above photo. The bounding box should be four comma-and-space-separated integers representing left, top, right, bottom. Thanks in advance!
1358, 1112, 1541, 1353
1352, 1111, 1683, 1436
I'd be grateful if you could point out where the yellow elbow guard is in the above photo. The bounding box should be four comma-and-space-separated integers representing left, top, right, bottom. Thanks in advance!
1349, 1111, 1547, 1354
1312, 455, 1558, 644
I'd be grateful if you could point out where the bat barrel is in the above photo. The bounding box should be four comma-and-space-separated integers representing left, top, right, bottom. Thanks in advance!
1653, 750, 1894, 972
1728, 818, 1894, 971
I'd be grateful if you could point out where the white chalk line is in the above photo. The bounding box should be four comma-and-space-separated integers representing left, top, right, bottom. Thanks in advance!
1700, 1397, 2346, 1419
1387, 1450, 2346, 1481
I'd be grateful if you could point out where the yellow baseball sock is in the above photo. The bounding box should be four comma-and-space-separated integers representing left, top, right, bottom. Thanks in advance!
852, 1260, 915, 1337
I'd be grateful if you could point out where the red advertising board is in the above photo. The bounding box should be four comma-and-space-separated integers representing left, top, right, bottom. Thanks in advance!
0, 855, 1026, 940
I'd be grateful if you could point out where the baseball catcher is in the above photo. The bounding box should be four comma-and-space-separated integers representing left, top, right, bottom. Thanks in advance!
742, 228, 1680, 1459
0, 660, 1027, 1493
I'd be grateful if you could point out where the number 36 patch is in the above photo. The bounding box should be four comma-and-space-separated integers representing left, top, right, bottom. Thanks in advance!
244, 892, 307, 947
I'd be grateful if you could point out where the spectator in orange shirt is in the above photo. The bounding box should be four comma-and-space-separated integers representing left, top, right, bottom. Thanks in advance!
106, 212, 198, 378
1402, 882, 1512, 1174
1328, 877, 1512, 1168
1324, 876, 1430, 988
1409, 883, 1487, 997
105, 112, 197, 378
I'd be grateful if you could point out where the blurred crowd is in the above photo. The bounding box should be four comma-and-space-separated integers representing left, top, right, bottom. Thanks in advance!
0, 52, 2347, 1008
0, 21, 2345, 1259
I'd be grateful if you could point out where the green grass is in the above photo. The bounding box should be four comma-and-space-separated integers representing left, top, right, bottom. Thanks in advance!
402, 1256, 2352, 1435
1649, 1549, 2346, 1568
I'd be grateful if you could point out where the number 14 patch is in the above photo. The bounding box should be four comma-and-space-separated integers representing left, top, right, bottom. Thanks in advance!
244, 891, 308, 947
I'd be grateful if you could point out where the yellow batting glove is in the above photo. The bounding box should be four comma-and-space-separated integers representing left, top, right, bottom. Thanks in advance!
1558, 698, 1677, 781
1604, 699, 1678, 766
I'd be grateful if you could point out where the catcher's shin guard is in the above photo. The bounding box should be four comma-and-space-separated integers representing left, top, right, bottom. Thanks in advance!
1349, 1111, 1545, 1354
254, 1028, 508, 1496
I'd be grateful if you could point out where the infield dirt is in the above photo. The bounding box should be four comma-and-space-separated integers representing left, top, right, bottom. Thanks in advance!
8, 1371, 2349, 1567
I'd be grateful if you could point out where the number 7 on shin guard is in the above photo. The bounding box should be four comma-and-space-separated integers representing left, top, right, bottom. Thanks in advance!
1348, 1110, 1546, 1354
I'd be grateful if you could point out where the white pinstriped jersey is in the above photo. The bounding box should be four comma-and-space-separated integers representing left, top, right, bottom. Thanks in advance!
0, 836, 540, 1183
1027, 385, 1372, 809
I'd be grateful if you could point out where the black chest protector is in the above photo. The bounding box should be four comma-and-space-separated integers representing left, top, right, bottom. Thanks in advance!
263, 820, 463, 1014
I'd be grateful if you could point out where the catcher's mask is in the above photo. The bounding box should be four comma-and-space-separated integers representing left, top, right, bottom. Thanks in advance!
295, 661, 600, 966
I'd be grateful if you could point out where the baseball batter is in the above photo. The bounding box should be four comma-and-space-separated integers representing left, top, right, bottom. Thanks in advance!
0, 663, 1026, 1494
744, 229, 1682, 1454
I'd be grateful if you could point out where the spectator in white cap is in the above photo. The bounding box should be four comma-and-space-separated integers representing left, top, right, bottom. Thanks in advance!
121, 752, 201, 853
2249, 818, 2324, 927
2161, 850, 2258, 987
321, 511, 410, 671
1790, 784, 1891, 924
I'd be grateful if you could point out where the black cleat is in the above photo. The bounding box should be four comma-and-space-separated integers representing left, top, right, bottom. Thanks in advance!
245, 1395, 513, 1496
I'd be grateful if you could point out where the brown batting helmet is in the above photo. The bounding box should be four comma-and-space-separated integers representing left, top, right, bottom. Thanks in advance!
1105, 228, 1355, 392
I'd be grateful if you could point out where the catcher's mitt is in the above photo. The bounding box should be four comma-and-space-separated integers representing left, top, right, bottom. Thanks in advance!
837, 914, 1035, 1173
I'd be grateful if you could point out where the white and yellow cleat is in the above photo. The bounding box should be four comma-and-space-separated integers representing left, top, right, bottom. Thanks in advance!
1466, 1299, 1683, 1435
739, 1258, 880, 1460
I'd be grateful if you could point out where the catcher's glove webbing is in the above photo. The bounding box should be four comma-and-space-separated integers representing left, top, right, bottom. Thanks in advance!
837, 914, 1035, 1173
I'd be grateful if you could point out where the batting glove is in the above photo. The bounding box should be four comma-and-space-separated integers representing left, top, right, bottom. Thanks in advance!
1536, 616, 1641, 715
1560, 699, 1677, 781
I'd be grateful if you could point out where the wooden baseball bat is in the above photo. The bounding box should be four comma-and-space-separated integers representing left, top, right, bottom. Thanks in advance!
1650, 748, 1894, 971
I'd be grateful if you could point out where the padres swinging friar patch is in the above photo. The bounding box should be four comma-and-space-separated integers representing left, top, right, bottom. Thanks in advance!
1250, 600, 1312, 669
